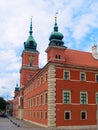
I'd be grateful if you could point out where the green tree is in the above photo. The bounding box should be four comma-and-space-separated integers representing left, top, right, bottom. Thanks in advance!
0, 97, 7, 111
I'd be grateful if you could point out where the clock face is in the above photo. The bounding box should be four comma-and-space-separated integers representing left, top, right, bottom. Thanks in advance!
28, 55, 34, 62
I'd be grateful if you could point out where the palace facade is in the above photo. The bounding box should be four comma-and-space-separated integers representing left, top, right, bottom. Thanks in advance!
14, 17, 98, 129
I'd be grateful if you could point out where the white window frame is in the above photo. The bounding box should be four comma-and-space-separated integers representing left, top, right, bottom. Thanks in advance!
64, 111, 71, 120
63, 90, 71, 104
80, 92, 88, 104
64, 70, 70, 80
81, 111, 87, 120
80, 72, 86, 81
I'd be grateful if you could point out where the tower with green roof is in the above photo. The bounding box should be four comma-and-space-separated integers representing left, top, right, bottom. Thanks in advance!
14, 83, 19, 97
24, 18, 37, 51
20, 19, 39, 88
49, 13, 64, 47
46, 14, 66, 62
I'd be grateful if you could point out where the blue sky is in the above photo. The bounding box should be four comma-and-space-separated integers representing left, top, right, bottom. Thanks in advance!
0, 0, 98, 100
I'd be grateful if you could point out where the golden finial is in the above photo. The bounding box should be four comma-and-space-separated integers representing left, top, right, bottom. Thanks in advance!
55, 12, 58, 24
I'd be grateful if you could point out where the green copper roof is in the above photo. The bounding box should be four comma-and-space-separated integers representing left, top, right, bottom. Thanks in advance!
49, 14, 64, 46
24, 18, 37, 51
15, 83, 19, 91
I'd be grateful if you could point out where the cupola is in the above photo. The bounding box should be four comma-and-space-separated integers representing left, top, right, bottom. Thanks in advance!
49, 13, 64, 47
46, 14, 66, 63
24, 18, 37, 51
15, 83, 19, 92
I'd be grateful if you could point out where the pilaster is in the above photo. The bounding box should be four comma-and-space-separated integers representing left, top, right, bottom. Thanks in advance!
48, 65, 56, 127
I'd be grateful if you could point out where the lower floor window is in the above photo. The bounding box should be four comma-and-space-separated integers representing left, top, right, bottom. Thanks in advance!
81, 111, 87, 120
64, 111, 71, 120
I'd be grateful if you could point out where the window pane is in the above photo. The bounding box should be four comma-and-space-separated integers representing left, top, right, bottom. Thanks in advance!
96, 75, 98, 82
64, 72, 69, 80
81, 111, 86, 120
80, 73, 85, 81
64, 92, 70, 104
65, 112, 70, 120
81, 93, 87, 104
96, 93, 98, 104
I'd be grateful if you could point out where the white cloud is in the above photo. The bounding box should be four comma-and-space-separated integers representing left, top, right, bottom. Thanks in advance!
0, 0, 98, 99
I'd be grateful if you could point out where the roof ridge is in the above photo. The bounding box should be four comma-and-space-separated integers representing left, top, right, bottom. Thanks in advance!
67, 48, 91, 54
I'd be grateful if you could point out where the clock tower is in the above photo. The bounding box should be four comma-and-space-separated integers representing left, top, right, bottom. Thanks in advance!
20, 19, 39, 88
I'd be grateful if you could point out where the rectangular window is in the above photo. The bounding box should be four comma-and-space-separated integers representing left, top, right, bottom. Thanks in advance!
40, 94, 43, 105
40, 111, 42, 119
36, 96, 39, 106
44, 92, 48, 104
81, 111, 87, 120
64, 71, 70, 80
32, 97, 34, 106
80, 92, 87, 104
55, 54, 61, 59
96, 93, 98, 104
80, 72, 86, 81
63, 91, 71, 104
44, 111, 47, 119
64, 111, 71, 120
96, 74, 98, 82
40, 76, 43, 84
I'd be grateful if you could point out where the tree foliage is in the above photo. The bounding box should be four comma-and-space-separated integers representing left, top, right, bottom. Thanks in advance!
0, 97, 7, 111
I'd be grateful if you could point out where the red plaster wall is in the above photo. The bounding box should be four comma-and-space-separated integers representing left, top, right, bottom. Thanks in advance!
55, 67, 98, 126
22, 51, 39, 66
22, 70, 48, 125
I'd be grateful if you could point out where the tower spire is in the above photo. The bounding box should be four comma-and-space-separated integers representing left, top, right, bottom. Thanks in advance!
54, 12, 58, 32
24, 18, 37, 51
29, 18, 33, 36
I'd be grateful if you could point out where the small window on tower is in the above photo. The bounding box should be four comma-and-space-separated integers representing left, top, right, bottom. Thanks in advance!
55, 55, 58, 59
59, 55, 61, 59
55, 54, 61, 59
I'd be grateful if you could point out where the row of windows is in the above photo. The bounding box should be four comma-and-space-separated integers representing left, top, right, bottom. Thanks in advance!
64, 71, 98, 82
26, 73, 48, 94
27, 92, 48, 108
24, 111, 47, 120
65, 111, 87, 120
63, 91, 98, 104
24, 110, 87, 120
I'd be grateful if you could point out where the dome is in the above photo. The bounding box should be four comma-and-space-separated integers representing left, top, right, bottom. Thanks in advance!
24, 35, 37, 50
49, 15, 64, 46
26, 35, 37, 46
24, 18, 37, 51
49, 31, 64, 41
15, 83, 19, 91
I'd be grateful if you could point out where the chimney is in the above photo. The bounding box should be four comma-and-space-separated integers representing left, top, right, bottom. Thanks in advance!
92, 45, 97, 54
92, 45, 98, 60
